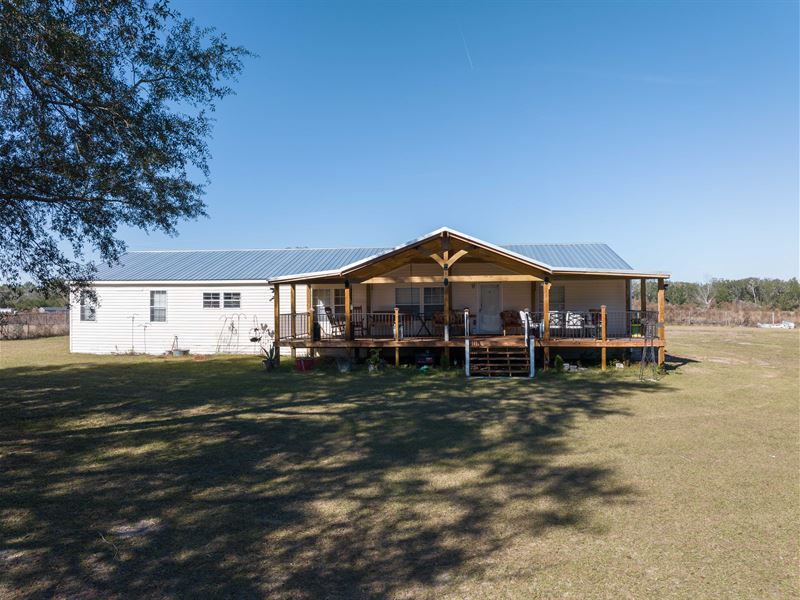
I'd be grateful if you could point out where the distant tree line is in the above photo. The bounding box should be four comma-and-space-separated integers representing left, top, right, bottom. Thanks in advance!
633, 278, 800, 311
0, 283, 66, 311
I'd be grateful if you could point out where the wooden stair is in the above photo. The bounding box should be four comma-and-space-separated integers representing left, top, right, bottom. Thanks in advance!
469, 346, 530, 377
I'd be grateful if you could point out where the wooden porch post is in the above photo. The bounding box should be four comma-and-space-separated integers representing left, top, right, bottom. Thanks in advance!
640, 278, 647, 312
658, 278, 666, 365
366, 284, 372, 335
601, 304, 607, 370
625, 280, 631, 312
394, 306, 400, 366
530, 282, 536, 312
444, 282, 451, 364
306, 284, 313, 358
543, 280, 551, 369
344, 283, 352, 341
273, 285, 280, 366
290, 284, 296, 359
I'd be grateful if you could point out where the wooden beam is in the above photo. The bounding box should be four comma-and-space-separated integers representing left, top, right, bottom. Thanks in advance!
344, 284, 352, 341
543, 281, 551, 369
640, 278, 647, 312
306, 284, 313, 358
447, 248, 468, 268
625, 280, 631, 312
658, 278, 666, 365
366, 283, 372, 335
425, 251, 446, 268
359, 274, 541, 285
601, 304, 607, 371
530, 282, 536, 311
290, 284, 296, 359
273, 285, 280, 366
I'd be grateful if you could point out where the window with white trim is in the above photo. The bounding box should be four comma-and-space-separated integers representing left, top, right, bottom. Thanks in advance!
395, 287, 420, 314
224, 292, 241, 308
79, 292, 96, 321
203, 292, 220, 308
423, 287, 444, 318
150, 290, 167, 322
312, 289, 345, 315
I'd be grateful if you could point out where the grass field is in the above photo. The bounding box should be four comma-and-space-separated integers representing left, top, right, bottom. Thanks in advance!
1, 327, 798, 599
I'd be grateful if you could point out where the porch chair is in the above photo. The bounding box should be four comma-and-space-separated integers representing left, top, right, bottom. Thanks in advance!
565, 311, 584, 338
351, 306, 365, 337
324, 306, 346, 337
500, 310, 523, 336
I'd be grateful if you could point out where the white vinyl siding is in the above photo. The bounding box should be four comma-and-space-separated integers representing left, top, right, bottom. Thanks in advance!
70, 283, 288, 355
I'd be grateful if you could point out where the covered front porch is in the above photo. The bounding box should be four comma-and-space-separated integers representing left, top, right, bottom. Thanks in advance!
270, 229, 668, 372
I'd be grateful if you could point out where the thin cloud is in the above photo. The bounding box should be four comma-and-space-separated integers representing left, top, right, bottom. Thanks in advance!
459, 24, 474, 71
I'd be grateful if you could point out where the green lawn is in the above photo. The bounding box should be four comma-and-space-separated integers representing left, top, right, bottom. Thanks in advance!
1, 328, 798, 599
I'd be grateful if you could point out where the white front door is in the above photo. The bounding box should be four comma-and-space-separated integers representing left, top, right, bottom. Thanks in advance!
478, 284, 501, 333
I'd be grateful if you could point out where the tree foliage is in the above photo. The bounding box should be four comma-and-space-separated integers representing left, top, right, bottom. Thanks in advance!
0, 0, 249, 295
0, 281, 66, 310
633, 278, 800, 311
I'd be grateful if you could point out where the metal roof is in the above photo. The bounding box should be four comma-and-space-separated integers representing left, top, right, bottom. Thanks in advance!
503, 243, 632, 271
95, 240, 634, 282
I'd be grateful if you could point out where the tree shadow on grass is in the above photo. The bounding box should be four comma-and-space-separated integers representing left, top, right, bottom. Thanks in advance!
0, 358, 670, 599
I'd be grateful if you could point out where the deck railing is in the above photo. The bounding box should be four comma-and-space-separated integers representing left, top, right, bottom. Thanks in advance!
278, 308, 662, 342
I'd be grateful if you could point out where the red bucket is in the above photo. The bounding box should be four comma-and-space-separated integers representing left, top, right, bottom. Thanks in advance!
295, 357, 315, 372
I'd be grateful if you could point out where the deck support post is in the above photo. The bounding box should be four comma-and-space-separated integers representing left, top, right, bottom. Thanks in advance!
306, 284, 313, 359
543, 280, 551, 369
465, 338, 470, 377
529, 337, 535, 378
273, 285, 280, 366
344, 282, 352, 341
601, 304, 607, 371
290, 284, 296, 360
658, 278, 666, 365
640, 278, 647, 312
394, 306, 400, 366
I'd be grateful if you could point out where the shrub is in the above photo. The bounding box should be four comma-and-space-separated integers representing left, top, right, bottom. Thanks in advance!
554, 354, 564, 373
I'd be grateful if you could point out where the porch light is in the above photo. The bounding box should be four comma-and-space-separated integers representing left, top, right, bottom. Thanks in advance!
344, 279, 350, 289
443, 277, 449, 287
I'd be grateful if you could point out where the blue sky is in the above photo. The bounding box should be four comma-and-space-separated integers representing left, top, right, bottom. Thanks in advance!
118, 0, 798, 281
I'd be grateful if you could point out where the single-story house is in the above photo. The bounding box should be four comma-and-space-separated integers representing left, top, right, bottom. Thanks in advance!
70, 227, 669, 375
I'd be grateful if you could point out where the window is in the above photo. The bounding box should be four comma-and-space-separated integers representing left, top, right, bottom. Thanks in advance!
312, 289, 346, 315
538, 285, 566, 312
224, 292, 241, 309
79, 292, 96, 321
423, 287, 444, 318
203, 292, 220, 308
150, 290, 167, 322
395, 287, 420, 314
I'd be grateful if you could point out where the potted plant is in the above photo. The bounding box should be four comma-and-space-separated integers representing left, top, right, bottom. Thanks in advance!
261, 344, 277, 371
367, 348, 384, 373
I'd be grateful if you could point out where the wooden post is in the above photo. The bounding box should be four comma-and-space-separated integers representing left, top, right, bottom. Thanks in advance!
366, 284, 372, 335
444, 282, 451, 364
290, 284, 296, 359
625, 280, 631, 312
658, 278, 666, 365
543, 280, 551, 369
530, 282, 536, 312
601, 304, 607, 371
344, 284, 352, 341
306, 284, 313, 358
640, 278, 647, 312
394, 306, 400, 366
273, 284, 280, 366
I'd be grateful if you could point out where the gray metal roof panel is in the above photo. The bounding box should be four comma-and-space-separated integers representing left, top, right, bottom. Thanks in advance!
502, 243, 632, 271
94, 242, 633, 281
